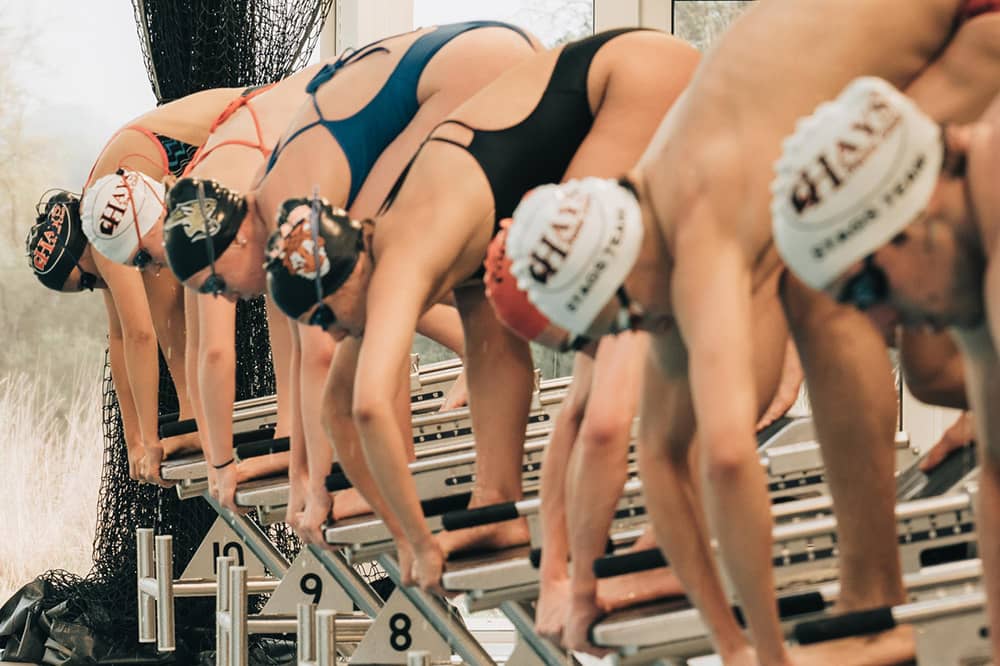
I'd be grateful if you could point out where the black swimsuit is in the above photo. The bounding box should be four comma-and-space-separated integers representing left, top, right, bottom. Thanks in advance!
155, 134, 199, 177
381, 28, 645, 225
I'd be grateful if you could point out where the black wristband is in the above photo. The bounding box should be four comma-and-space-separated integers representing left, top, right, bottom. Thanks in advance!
212, 457, 235, 470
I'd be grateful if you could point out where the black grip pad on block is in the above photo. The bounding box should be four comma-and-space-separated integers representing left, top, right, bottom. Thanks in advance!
593, 549, 666, 578
441, 502, 518, 531
794, 607, 895, 645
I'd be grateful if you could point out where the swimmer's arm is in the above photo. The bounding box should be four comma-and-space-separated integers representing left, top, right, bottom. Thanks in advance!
353, 260, 436, 548
183, 290, 209, 445
86, 140, 167, 189
953, 324, 1000, 459
284, 319, 308, 525
296, 322, 338, 500
955, 265, 1000, 455
669, 223, 776, 629
415, 303, 465, 358
670, 233, 757, 459
263, 299, 294, 437
196, 294, 238, 467
98, 254, 161, 452
286, 321, 308, 486
103, 290, 142, 458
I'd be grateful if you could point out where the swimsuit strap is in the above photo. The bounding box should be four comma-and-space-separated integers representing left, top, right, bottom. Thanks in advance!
183, 84, 277, 176
264, 46, 392, 176
377, 119, 477, 215
85, 125, 170, 187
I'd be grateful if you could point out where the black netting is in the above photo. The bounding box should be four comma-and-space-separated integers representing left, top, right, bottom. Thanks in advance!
131, 0, 333, 104
1, 0, 332, 660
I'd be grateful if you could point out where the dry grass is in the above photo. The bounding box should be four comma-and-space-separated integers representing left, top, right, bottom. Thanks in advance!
0, 359, 104, 602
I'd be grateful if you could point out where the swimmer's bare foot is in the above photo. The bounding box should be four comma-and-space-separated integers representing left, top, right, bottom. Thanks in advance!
439, 370, 468, 411
562, 592, 611, 657
436, 517, 530, 558
331, 488, 373, 520
789, 624, 915, 666
236, 451, 289, 483
535, 576, 570, 643
597, 567, 686, 612
161, 431, 201, 457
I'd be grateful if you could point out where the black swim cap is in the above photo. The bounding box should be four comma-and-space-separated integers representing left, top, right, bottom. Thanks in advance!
265, 196, 363, 319
26, 190, 89, 291
163, 177, 244, 282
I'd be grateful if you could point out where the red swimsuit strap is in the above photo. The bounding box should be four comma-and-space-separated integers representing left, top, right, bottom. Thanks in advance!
182, 83, 278, 176
958, 0, 1000, 23
84, 125, 169, 188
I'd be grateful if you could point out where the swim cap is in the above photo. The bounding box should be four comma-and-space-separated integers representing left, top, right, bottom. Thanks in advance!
81, 170, 165, 264
25, 190, 88, 291
265, 196, 363, 319
485, 219, 571, 349
506, 177, 643, 336
771, 76, 943, 291
163, 177, 244, 281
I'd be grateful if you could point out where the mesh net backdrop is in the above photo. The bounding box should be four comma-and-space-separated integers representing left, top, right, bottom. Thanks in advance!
15, 1, 333, 662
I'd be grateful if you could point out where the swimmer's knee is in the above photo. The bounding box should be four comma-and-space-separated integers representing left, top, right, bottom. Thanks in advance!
578, 414, 631, 453
701, 438, 758, 484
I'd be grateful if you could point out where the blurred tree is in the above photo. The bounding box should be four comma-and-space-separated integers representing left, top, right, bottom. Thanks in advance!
513, 0, 593, 46
674, 0, 754, 52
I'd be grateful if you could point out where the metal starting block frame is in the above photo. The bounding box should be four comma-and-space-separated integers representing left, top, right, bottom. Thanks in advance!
136, 529, 278, 652
772, 483, 979, 590
325, 435, 559, 561
908, 589, 990, 664
234, 475, 293, 526
214, 556, 371, 666
136, 511, 390, 654
160, 356, 478, 499
437, 419, 826, 606
592, 557, 986, 664
232, 386, 566, 528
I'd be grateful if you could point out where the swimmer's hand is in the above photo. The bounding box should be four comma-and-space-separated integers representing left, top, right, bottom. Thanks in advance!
286, 469, 307, 534
209, 462, 247, 515
140, 443, 176, 488
296, 488, 333, 547
127, 443, 143, 482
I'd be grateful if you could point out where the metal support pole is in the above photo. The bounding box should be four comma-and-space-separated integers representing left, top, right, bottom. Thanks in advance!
230, 566, 249, 666
204, 494, 292, 576
298, 603, 316, 664
376, 554, 494, 666
316, 610, 337, 666
217, 556, 233, 666
154, 535, 176, 652
137, 528, 156, 644
499, 600, 567, 666
308, 544, 383, 617
407, 650, 431, 666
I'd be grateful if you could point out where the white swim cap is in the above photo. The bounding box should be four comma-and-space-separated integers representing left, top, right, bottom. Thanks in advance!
771, 76, 943, 291
505, 177, 643, 336
81, 170, 166, 264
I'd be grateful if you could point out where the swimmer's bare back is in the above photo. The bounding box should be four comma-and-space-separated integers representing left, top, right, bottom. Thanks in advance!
88, 87, 245, 186
643, 0, 966, 277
